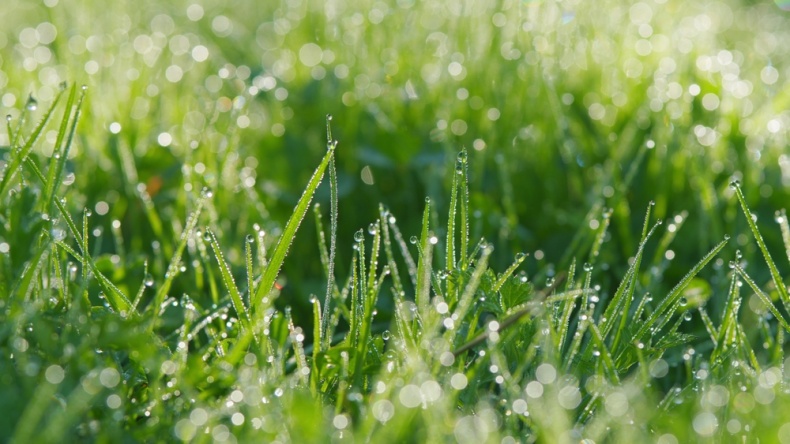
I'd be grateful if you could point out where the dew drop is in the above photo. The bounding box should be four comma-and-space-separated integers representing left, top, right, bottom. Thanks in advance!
409, 236, 418, 245
368, 223, 378, 235
583, 262, 594, 272
5, 115, 11, 122
515, 252, 527, 261
457, 150, 467, 163
25, 95, 38, 111
723, 234, 731, 240
246, 234, 255, 243
326, 114, 333, 121
81, 84, 88, 91
201, 187, 214, 198
144, 275, 154, 287
354, 230, 364, 243
84, 208, 92, 217
729, 179, 741, 189
424, 196, 431, 204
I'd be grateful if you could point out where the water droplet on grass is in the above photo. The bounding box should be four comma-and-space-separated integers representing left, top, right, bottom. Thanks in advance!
583, 262, 594, 272
729, 179, 741, 189
409, 236, 418, 244
246, 234, 255, 243
25, 95, 38, 111
354, 230, 364, 242
201, 187, 213, 198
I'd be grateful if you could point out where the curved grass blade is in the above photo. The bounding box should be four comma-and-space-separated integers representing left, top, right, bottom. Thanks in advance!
43, 84, 83, 211
731, 182, 790, 313
635, 236, 729, 340
0, 90, 64, 198
415, 199, 432, 312
205, 228, 253, 335
252, 144, 335, 312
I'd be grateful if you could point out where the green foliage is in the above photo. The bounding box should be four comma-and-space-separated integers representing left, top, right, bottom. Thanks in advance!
3, 0, 790, 442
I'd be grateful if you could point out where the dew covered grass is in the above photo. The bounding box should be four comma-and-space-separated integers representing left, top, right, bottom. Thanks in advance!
2, 0, 790, 442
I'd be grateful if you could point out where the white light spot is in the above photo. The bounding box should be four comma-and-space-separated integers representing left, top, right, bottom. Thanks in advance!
399, 384, 422, 408
192, 45, 209, 62
333, 414, 349, 429
372, 400, 395, 423
186, 4, 204, 21
693, 412, 718, 436
450, 373, 468, 390
45, 365, 65, 384
158, 132, 172, 147
536, 364, 556, 384
299, 43, 323, 67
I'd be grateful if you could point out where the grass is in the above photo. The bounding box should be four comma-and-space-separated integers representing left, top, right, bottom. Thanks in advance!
3, 0, 790, 442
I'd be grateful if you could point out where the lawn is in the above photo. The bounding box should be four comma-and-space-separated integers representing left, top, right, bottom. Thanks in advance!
2, 0, 790, 442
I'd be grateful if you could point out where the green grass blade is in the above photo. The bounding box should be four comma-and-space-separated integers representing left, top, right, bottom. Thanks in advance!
151, 191, 207, 324
415, 199, 432, 313
732, 263, 790, 332
253, 144, 335, 312
321, 116, 340, 349
635, 236, 729, 340
0, 90, 64, 198
731, 181, 790, 313
43, 84, 82, 211
458, 150, 470, 270
205, 228, 253, 335
446, 151, 460, 276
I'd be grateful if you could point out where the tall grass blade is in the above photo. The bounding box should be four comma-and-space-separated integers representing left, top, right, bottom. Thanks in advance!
253, 144, 335, 312
732, 263, 790, 332
151, 191, 206, 326
635, 236, 729, 340
43, 84, 84, 212
415, 199, 432, 313
0, 89, 63, 198
205, 228, 253, 335
731, 181, 790, 313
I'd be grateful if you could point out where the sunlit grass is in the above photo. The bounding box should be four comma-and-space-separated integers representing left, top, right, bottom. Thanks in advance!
2, 0, 790, 442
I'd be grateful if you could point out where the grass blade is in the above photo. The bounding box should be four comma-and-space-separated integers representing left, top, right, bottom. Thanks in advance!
253, 144, 335, 312
635, 236, 729, 340
0, 90, 64, 198
205, 228, 253, 335
731, 181, 790, 313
